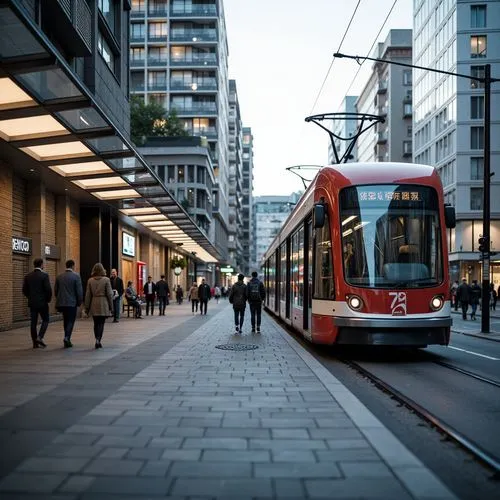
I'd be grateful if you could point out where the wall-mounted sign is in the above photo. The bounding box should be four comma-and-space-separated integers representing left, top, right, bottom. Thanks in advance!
12, 236, 32, 255
122, 232, 135, 257
44, 244, 61, 260
220, 267, 234, 274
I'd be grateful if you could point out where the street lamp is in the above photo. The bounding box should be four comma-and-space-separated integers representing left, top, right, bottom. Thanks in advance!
334, 52, 499, 333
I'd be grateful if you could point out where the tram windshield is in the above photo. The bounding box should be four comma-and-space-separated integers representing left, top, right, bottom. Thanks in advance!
339, 184, 443, 288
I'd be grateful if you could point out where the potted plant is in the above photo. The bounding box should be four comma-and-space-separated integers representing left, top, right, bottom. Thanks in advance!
170, 256, 186, 270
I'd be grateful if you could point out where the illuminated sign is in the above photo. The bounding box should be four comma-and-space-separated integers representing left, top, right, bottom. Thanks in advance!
122, 232, 135, 257
358, 190, 421, 202
12, 236, 31, 255
220, 267, 234, 273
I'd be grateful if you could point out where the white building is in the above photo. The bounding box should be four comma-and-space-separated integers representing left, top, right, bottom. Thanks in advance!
413, 0, 500, 283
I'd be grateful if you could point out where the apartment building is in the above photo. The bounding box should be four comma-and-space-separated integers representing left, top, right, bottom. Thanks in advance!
413, 0, 500, 283
242, 127, 254, 275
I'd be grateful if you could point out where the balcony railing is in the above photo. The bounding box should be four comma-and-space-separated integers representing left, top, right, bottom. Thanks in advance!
148, 7, 168, 16
148, 58, 168, 66
170, 4, 217, 17
130, 35, 145, 43
377, 80, 388, 94
148, 83, 167, 91
131, 9, 145, 18
148, 34, 168, 42
130, 58, 145, 67
171, 104, 217, 115
169, 54, 217, 66
131, 83, 145, 91
170, 29, 217, 42
185, 126, 218, 138
170, 79, 217, 91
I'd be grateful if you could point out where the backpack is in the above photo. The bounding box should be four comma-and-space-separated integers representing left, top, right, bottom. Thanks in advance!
248, 281, 261, 302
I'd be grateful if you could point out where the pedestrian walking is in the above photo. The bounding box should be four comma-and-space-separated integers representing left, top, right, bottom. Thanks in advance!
55, 259, 83, 348
214, 284, 221, 304
125, 281, 143, 318
470, 280, 481, 320
247, 271, 266, 333
198, 278, 211, 315
457, 278, 471, 320
229, 274, 247, 333
450, 280, 459, 311
490, 283, 497, 311
188, 282, 199, 314
84, 263, 114, 349
176, 284, 184, 305
110, 268, 124, 323
143, 275, 157, 315
156, 275, 170, 315
22, 257, 52, 348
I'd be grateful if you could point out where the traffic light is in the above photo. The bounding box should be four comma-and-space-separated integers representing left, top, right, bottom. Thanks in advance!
478, 236, 486, 253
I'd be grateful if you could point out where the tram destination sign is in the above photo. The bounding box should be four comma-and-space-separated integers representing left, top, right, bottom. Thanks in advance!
12, 236, 32, 255
358, 190, 421, 202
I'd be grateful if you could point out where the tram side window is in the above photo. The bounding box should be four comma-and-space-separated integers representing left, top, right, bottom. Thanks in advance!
298, 227, 304, 307
291, 231, 299, 307
314, 214, 334, 299
280, 242, 287, 302
269, 253, 276, 305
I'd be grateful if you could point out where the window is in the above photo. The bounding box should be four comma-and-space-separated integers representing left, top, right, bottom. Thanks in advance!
177, 166, 185, 183
98, 32, 114, 72
99, 0, 117, 34
403, 141, 412, 155
471, 188, 483, 210
471, 96, 484, 119
471, 35, 487, 57
148, 22, 167, 39
471, 5, 486, 28
130, 47, 144, 61
407, 126, 413, 137
314, 213, 334, 299
131, 0, 145, 13
471, 126, 484, 149
130, 23, 145, 40
403, 70, 412, 86
471, 157, 484, 180
403, 103, 412, 116
471, 65, 485, 89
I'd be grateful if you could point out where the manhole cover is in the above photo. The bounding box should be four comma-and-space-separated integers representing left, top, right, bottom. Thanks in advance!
215, 344, 259, 351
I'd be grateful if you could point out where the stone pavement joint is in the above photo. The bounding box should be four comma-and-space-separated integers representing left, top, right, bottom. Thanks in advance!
0, 301, 458, 498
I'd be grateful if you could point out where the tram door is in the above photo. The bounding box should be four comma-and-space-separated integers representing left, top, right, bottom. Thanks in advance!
306, 219, 313, 336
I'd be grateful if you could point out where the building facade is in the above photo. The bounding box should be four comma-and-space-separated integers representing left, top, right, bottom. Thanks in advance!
242, 127, 254, 275
356, 29, 414, 163
253, 194, 301, 269
0, 0, 218, 330
129, 0, 230, 264
328, 96, 358, 164
413, 0, 500, 284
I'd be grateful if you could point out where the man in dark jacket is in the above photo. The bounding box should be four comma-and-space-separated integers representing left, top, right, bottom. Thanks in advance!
23, 257, 52, 348
143, 275, 157, 315
198, 278, 211, 315
156, 275, 170, 315
55, 259, 83, 348
110, 268, 124, 323
229, 274, 247, 333
470, 280, 481, 320
247, 271, 266, 333
457, 278, 472, 320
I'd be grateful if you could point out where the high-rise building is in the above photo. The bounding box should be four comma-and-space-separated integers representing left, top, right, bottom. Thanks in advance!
413, 0, 500, 283
242, 127, 254, 275
129, 0, 230, 260
356, 29, 413, 163
328, 96, 358, 164
253, 194, 301, 269
228, 80, 243, 269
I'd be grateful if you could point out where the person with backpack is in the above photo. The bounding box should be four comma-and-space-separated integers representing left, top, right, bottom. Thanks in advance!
229, 274, 247, 334
247, 271, 266, 333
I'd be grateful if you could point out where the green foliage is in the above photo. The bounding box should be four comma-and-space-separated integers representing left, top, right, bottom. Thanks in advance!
130, 96, 189, 146
170, 256, 187, 269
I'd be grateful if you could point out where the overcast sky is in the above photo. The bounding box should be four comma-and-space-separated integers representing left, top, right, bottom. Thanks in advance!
224, 0, 413, 196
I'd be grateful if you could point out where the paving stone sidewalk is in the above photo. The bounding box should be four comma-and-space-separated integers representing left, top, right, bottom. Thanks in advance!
0, 305, 457, 499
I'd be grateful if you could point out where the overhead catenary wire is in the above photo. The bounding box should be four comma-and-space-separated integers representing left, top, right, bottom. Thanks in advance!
308, 0, 363, 115
336, 0, 400, 111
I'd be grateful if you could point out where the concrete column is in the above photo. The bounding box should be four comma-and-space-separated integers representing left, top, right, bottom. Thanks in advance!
139, 234, 152, 274
0, 163, 13, 330
27, 181, 46, 260
56, 194, 71, 274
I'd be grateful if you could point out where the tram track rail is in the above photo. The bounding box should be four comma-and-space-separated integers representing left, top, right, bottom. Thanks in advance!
340, 357, 500, 476
431, 359, 500, 389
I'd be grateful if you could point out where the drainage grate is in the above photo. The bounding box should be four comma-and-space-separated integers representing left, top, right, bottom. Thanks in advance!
215, 344, 259, 351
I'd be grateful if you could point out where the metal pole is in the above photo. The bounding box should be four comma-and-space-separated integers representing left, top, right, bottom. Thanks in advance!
481, 64, 491, 334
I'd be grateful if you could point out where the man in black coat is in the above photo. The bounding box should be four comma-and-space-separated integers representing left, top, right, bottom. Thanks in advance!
247, 271, 266, 333
143, 275, 157, 315
156, 275, 170, 315
23, 257, 52, 348
457, 278, 472, 320
198, 278, 211, 315
110, 268, 124, 323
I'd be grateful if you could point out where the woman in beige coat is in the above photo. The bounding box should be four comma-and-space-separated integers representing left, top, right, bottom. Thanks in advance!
84, 263, 113, 349
188, 282, 199, 314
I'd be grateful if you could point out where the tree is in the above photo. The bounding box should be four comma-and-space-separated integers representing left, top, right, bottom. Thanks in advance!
130, 96, 189, 146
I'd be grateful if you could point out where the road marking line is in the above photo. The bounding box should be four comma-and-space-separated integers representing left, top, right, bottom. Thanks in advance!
448, 345, 500, 360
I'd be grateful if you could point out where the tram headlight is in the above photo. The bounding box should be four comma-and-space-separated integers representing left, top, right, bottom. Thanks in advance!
430, 295, 444, 311
347, 295, 363, 311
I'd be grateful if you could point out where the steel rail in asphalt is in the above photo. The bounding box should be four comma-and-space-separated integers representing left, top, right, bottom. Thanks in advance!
432, 360, 500, 389
340, 358, 500, 475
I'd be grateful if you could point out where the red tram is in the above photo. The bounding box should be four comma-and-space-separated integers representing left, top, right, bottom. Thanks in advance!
262, 162, 456, 347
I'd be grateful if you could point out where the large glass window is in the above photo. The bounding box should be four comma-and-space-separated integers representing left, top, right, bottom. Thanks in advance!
470, 35, 487, 57
471, 96, 484, 119
471, 126, 484, 149
340, 185, 443, 288
471, 5, 486, 28
99, 0, 116, 34
471, 188, 483, 210
291, 231, 299, 307
280, 242, 287, 302
471, 65, 485, 88
98, 33, 114, 72
314, 213, 334, 299
471, 157, 484, 180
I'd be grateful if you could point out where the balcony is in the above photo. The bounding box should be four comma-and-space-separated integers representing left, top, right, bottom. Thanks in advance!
130, 34, 145, 43
403, 141, 412, 157
131, 83, 145, 92
148, 34, 168, 43
170, 29, 217, 43
377, 80, 387, 94
148, 58, 168, 66
131, 9, 145, 18
130, 58, 145, 67
170, 4, 217, 17
187, 126, 217, 138
148, 83, 167, 91
171, 104, 217, 115
148, 7, 168, 17
170, 54, 218, 67
170, 79, 217, 91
